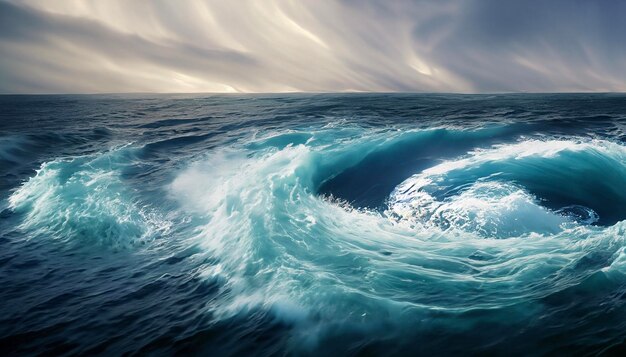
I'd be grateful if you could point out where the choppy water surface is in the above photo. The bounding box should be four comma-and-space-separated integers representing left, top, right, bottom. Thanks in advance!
2, 94, 626, 355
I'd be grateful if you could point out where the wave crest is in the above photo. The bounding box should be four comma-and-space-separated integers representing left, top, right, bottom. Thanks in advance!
390, 139, 626, 236
9, 147, 168, 248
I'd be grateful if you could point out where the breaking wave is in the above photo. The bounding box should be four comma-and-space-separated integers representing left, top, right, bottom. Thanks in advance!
9, 146, 169, 248
167, 127, 626, 352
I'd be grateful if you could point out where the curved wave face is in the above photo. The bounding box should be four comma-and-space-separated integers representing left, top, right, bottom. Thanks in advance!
2, 94, 626, 355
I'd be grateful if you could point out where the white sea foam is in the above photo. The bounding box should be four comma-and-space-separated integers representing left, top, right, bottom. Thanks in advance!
9, 147, 169, 248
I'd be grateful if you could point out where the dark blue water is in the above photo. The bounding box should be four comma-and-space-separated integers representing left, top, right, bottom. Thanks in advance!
2, 93, 626, 356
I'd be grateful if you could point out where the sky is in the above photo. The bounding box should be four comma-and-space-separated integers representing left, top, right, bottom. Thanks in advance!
1, 0, 625, 94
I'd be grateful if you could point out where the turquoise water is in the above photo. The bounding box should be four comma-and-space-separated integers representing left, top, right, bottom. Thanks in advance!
2, 94, 626, 355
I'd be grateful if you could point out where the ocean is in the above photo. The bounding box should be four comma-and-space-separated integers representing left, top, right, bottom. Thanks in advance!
1, 93, 626, 355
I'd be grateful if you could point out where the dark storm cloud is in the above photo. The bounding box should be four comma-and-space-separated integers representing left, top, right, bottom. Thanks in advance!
0, 0, 624, 93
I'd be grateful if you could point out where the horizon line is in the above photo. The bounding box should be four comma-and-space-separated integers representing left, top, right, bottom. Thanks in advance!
1, 91, 625, 96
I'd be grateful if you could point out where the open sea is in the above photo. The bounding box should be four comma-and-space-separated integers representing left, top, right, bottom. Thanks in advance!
1, 93, 626, 356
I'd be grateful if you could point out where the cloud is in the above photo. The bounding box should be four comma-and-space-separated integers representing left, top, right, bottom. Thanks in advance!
413, 0, 626, 92
0, 0, 624, 93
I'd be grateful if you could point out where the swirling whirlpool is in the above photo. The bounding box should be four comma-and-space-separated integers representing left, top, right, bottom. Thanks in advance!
2, 94, 626, 355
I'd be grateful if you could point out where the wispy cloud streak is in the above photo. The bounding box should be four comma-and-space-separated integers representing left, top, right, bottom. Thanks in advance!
1, 0, 624, 93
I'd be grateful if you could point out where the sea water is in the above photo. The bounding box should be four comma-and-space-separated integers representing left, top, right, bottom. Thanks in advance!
1, 93, 626, 355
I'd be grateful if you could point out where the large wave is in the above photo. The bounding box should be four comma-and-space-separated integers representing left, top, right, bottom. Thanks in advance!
168, 126, 626, 351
